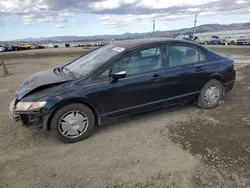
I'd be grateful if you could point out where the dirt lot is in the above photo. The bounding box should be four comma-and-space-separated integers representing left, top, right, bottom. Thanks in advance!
0, 46, 250, 188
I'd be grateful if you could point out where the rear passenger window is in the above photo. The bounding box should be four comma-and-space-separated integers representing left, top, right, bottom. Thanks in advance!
167, 45, 206, 67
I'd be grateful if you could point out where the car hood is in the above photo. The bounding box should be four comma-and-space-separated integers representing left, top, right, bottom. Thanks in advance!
17, 69, 73, 100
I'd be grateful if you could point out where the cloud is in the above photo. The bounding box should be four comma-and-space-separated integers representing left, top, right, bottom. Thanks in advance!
99, 15, 127, 27
99, 13, 159, 28
100, 19, 127, 28
55, 23, 65, 28
71, 19, 85, 25
22, 12, 69, 23
1, 0, 250, 28
23, 22, 31, 25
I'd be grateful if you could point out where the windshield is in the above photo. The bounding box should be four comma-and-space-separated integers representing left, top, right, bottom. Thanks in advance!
64, 44, 125, 76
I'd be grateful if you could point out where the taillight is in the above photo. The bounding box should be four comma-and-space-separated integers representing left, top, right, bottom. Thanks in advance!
232, 64, 236, 72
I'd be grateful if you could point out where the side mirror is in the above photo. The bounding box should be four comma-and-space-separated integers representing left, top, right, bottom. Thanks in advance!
112, 71, 127, 80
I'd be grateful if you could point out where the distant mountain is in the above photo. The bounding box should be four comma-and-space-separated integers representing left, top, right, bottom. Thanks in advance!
8, 22, 250, 42
11, 33, 149, 43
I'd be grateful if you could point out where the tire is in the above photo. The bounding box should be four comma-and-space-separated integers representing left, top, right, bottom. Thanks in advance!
230, 41, 235, 45
204, 41, 208, 45
51, 103, 95, 143
198, 79, 223, 109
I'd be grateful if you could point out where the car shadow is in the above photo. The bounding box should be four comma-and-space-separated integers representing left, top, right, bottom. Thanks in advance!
20, 104, 197, 145
92, 104, 197, 137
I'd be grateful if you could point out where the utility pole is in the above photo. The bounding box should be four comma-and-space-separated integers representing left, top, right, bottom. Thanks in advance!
152, 19, 155, 37
193, 14, 198, 36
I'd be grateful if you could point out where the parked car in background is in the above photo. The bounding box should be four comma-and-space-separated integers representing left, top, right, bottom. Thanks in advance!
236, 36, 250, 45
194, 35, 220, 45
175, 35, 196, 41
0, 43, 24, 51
220, 36, 238, 45
9, 39, 236, 143
183, 35, 196, 41
210, 38, 220, 45
99, 42, 108, 46
0, 47, 6, 52
20, 43, 34, 49
9, 44, 25, 51
0, 44, 13, 51
47, 43, 55, 48
33, 44, 45, 49
194, 36, 208, 44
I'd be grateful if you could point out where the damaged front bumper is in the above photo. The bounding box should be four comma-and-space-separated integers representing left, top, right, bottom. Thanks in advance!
9, 98, 21, 122
9, 98, 49, 130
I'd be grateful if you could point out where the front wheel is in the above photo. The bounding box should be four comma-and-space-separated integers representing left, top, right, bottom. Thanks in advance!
198, 79, 223, 109
51, 103, 95, 143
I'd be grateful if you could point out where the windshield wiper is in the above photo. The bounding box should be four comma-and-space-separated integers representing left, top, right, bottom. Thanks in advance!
54, 67, 63, 75
54, 67, 71, 77
62, 67, 82, 78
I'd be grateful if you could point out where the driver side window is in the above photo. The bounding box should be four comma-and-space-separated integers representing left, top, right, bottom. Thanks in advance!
97, 46, 163, 79
97, 68, 111, 79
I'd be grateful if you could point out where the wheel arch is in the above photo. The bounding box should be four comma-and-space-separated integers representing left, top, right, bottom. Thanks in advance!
45, 98, 101, 130
200, 73, 225, 94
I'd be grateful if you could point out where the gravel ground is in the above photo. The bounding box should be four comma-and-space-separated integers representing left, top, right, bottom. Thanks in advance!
0, 46, 249, 188
168, 65, 250, 188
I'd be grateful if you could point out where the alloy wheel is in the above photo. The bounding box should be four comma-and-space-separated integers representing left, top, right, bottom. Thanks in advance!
58, 110, 89, 138
204, 85, 220, 104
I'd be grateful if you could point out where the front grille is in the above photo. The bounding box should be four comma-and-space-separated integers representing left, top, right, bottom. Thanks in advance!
237, 39, 249, 42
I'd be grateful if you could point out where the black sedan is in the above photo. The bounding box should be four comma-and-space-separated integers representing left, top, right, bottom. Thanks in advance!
9, 39, 236, 143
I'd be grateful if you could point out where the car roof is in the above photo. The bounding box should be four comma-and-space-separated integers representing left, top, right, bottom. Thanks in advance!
112, 38, 200, 49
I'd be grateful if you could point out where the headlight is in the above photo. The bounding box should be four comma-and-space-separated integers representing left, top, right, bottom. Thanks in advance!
15, 101, 46, 111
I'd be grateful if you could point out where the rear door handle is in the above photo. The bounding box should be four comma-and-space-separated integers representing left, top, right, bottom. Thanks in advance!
196, 66, 205, 72
152, 74, 163, 82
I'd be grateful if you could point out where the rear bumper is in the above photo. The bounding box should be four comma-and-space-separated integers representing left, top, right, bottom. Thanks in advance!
224, 80, 235, 93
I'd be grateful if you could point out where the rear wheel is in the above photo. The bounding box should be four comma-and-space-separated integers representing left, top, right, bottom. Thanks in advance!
198, 79, 223, 109
51, 103, 95, 143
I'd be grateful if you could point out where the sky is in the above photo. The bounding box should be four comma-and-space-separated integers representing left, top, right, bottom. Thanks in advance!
0, 0, 250, 40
